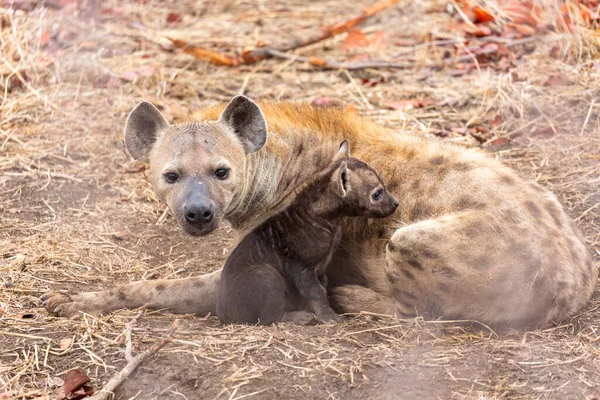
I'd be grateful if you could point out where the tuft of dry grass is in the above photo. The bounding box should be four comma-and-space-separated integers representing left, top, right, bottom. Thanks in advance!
1, 0, 599, 399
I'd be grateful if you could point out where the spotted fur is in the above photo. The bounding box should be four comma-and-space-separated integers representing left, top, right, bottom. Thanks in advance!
42, 97, 597, 329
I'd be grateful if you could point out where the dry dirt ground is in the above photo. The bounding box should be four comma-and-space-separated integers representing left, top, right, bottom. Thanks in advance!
1, 1, 600, 399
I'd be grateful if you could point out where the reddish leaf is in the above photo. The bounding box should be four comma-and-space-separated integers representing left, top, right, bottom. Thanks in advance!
473, 6, 495, 23
490, 137, 509, 146
414, 98, 435, 108
166, 12, 182, 24
490, 114, 502, 128
40, 31, 50, 46
342, 30, 370, 49
120, 71, 137, 82
387, 100, 414, 111
59, 337, 72, 350
136, 65, 156, 77
387, 98, 434, 111
505, 0, 539, 26
497, 57, 511, 71
450, 127, 468, 135
496, 43, 510, 57
361, 76, 386, 87
369, 31, 386, 50
543, 74, 569, 87
112, 225, 128, 240
512, 23, 537, 36
468, 25, 492, 37
63, 369, 90, 397
101, 7, 125, 15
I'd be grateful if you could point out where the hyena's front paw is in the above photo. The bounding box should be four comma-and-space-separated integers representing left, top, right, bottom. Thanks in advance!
40, 292, 86, 317
317, 309, 345, 324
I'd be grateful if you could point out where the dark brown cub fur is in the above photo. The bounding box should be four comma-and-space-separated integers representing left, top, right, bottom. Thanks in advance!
216, 141, 398, 325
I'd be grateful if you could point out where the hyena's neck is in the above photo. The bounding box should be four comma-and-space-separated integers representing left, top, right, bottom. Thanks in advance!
224, 130, 342, 231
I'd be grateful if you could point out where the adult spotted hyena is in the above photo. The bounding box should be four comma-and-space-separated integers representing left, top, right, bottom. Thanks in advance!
42, 96, 597, 329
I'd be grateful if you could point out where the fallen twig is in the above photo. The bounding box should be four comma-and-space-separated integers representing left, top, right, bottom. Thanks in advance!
169, 0, 402, 67
262, 48, 411, 70
87, 313, 179, 400
391, 36, 538, 58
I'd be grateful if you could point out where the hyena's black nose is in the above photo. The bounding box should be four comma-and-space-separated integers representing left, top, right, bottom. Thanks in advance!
184, 202, 214, 224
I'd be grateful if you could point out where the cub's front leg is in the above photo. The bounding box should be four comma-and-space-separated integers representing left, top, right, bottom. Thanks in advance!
285, 260, 344, 323
41, 271, 221, 317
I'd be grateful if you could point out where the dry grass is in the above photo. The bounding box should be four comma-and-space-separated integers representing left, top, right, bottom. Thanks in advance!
1, 0, 599, 399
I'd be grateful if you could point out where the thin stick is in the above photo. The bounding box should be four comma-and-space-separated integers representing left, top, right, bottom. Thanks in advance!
579, 99, 595, 136
87, 316, 179, 400
169, 0, 402, 67
262, 48, 410, 70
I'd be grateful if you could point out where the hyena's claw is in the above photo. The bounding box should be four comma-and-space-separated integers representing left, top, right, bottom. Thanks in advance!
40, 292, 78, 317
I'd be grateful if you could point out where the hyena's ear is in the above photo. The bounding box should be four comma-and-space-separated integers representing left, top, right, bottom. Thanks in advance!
125, 101, 169, 162
332, 139, 350, 163
333, 160, 351, 197
219, 95, 267, 154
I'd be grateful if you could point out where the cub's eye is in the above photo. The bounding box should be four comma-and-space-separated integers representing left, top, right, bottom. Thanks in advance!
215, 168, 229, 180
372, 189, 383, 201
164, 172, 179, 183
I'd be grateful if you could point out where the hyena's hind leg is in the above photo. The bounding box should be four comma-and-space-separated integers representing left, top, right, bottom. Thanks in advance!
41, 270, 221, 317
332, 209, 590, 329
329, 285, 397, 316
380, 210, 582, 329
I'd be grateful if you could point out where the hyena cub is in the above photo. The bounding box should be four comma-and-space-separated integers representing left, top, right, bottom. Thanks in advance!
217, 141, 398, 325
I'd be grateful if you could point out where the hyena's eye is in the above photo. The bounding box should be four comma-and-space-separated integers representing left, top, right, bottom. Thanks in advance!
164, 172, 179, 183
372, 189, 383, 201
215, 168, 229, 180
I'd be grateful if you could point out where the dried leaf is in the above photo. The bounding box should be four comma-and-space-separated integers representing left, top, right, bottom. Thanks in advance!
112, 225, 128, 240
468, 25, 492, 37
62, 369, 90, 397
414, 98, 435, 108
490, 137, 509, 146
543, 74, 569, 87
166, 12, 182, 24
387, 98, 434, 111
59, 337, 72, 350
504, 0, 539, 27
169, 38, 238, 66
342, 30, 370, 49
473, 6, 495, 23
308, 57, 329, 67
361, 76, 385, 87
369, 31, 386, 50
120, 71, 137, 82
40, 31, 50, 46
136, 65, 156, 77
387, 100, 414, 111
490, 114, 502, 128
450, 127, 468, 135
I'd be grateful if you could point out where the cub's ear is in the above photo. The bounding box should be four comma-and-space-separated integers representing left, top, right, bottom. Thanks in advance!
124, 101, 169, 162
333, 161, 351, 197
219, 95, 267, 154
332, 139, 350, 163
